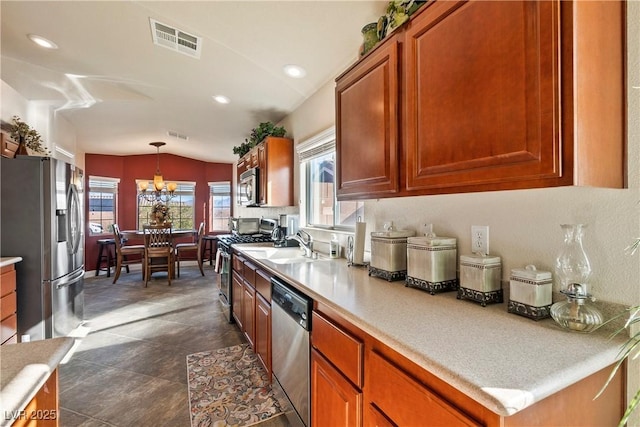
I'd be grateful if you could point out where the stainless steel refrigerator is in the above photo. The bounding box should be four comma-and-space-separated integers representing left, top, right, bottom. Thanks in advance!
1, 156, 84, 341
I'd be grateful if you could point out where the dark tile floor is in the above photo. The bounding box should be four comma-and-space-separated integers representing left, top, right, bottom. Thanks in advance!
58, 264, 247, 427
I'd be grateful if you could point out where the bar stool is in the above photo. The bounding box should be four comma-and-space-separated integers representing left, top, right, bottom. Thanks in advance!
95, 238, 116, 277
201, 235, 217, 266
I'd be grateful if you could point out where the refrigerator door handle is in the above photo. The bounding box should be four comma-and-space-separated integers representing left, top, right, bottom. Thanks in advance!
67, 183, 82, 255
48, 268, 85, 289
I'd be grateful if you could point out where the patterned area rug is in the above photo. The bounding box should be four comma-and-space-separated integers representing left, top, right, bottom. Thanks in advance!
187, 343, 282, 427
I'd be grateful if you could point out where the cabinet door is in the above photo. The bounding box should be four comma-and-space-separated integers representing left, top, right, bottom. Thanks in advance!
231, 272, 244, 329
312, 349, 362, 427
404, 0, 560, 193
258, 144, 267, 205
255, 293, 271, 378
255, 269, 272, 301
336, 38, 400, 199
243, 282, 256, 348
259, 137, 294, 207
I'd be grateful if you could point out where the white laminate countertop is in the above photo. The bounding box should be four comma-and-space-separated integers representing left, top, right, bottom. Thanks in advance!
0, 337, 75, 427
0, 257, 22, 268
235, 244, 626, 417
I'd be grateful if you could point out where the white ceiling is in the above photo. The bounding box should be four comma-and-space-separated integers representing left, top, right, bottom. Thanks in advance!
1, 1, 385, 163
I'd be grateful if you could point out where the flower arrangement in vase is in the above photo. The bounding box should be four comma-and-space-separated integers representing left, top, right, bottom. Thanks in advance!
151, 202, 170, 224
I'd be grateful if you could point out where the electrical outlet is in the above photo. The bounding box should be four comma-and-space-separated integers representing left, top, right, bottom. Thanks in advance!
471, 225, 489, 255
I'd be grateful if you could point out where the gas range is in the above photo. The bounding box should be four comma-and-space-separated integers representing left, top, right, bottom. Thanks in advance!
217, 231, 274, 324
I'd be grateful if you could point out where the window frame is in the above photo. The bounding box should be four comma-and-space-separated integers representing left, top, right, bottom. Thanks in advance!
297, 127, 363, 231
87, 176, 119, 236
135, 180, 196, 230
208, 181, 232, 232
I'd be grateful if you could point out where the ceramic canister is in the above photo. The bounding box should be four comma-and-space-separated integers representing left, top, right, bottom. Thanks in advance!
459, 254, 502, 292
406, 235, 458, 294
508, 265, 553, 320
369, 228, 415, 281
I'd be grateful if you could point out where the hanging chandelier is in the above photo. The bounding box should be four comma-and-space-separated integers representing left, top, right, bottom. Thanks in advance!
138, 142, 177, 204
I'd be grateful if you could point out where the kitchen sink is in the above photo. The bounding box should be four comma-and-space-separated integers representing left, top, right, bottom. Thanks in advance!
243, 247, 327, 264
269, 257, 324, 264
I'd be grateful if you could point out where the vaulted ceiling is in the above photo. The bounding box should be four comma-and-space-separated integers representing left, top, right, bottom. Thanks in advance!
1, 1, 385, 163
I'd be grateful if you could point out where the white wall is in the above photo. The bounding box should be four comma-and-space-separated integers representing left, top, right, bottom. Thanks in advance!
1, 81, 28, 124
0, 80, 81, 168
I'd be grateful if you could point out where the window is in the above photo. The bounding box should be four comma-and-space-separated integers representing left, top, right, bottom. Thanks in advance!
88, 176, 119, 235
298, 127, 364, 229
209, 181, 231, 232
136, 181, 196, 230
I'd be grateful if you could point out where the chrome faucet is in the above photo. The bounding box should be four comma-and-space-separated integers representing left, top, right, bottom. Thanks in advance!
286, 230, 314, 257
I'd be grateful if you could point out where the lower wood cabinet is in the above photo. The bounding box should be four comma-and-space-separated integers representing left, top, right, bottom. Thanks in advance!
312, 301, 624, 427
311, 309, 364, 427
231, 271, 244, 330
311, 348, 362, 427
232, 258, 272, 379
255, 293, 271, 378
1, 263, 18, 345
242, 282, 255, 348
12, 368, 59, 427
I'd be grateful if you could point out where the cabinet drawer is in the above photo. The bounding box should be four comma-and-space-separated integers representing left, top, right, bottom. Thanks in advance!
233, 255, 244, 275
1, 292, 16, 321
1, 313, 17, 343
367, 351, 480, 426
1, 267, 16, 297
243, 261, 256, 287
255, 269, 272, 301
312, 311, 363, 387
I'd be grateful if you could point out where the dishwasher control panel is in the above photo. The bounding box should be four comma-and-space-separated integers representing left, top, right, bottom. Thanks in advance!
271, 277, 312, 331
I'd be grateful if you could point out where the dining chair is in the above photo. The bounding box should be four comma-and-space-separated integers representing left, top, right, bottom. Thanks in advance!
112, 224, 146, 284
175, 222, 205, 277
143, 223, 174, 287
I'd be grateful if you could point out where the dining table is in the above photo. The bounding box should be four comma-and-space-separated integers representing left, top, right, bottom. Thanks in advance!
120, 228, 196, 280
120, 228, 196, 242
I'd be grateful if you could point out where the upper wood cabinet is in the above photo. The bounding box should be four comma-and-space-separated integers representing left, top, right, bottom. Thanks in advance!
336, 37, 400, 199
335, 0, 625, 200
236, 136, 294, 207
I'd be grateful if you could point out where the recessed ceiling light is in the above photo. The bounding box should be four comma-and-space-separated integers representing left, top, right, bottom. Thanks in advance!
27, 34, 58, 49
213, 95, 230, 104
283, 64, 306, 79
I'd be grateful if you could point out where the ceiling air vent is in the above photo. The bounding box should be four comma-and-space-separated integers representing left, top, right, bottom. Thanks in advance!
150, 18, 202, 59
168, 131, 189, 141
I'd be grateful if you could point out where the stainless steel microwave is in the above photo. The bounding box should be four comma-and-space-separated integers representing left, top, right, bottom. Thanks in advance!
238, 168, 260, 206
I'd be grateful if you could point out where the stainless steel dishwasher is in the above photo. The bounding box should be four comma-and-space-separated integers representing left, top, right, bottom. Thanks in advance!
271, 276, 312, 427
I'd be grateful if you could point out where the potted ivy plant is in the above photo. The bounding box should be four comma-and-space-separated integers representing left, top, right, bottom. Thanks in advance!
10, 115, 51, 156
596, 236, 640, 426
233, 121, 286, 158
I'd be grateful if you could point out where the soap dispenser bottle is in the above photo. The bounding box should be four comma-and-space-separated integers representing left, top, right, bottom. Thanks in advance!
330, 234, 339, 258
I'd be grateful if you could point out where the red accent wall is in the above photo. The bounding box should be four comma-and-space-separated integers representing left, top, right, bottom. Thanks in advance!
84, 153, 232, 272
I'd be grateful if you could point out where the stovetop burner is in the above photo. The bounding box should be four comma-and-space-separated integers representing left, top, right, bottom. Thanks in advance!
218, 233, 273, 247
